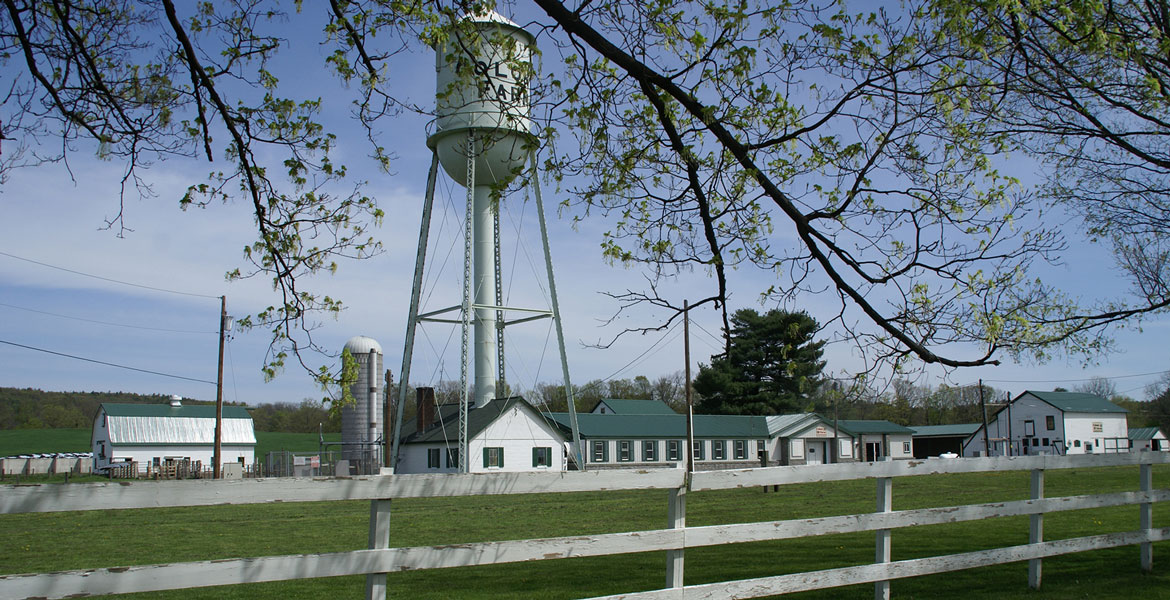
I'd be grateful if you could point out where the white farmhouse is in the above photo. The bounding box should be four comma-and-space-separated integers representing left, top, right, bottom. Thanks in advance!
962, 391, 1129, 457
396, 396, 569, 474
91, 398, 256, 476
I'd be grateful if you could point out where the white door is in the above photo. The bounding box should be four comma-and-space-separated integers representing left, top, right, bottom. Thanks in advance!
806, 441, 825, 465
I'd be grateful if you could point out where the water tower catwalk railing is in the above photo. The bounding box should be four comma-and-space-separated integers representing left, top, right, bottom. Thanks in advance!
390, 11, 582, 473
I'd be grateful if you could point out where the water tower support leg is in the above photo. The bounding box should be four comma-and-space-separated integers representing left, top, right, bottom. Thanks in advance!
530, 152, 583, 470
391, 153, 439, 473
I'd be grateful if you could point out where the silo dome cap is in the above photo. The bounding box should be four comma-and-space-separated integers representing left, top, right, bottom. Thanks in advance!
344, 335, 383, 355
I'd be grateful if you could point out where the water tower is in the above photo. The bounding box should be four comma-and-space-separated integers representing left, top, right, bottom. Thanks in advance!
390, 10, 581, 473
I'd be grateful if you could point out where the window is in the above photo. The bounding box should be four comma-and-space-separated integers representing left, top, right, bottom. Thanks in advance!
483, 447, 504, 468
1092, 422, 1103, 433
532, 447, 552, 468
618, 440, 634, 462
1074, 440, 1081, 447
446, 448, 460, 469
1024, 420, 1035, 437
643, 440, 658, 462
1031, 438, 1039, 447
1046, 415, 1055, 430
427, 448, 440, 468
692, 440, 705, 460
757, 439, 766, 456
592, 440, 609, 463
734, 440, 747, 460
902, 441, 911, 453
713, 440, 726, 460
1042, 438, 1049, 446
667, 440, 681, 461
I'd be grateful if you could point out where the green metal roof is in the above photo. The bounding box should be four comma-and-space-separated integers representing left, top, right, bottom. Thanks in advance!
909, 424, 982, 437
548, 413, 770, 439
1129, 426, 1164, 440
1022, 391, 1128, 414
403, 397, 564, 444
593, 399, 678, 415
838, 420, 914, 435
102, 403, 253, 419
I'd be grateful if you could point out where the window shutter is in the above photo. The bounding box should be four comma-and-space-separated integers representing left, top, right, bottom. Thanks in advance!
483, 448, 490, 468
532, 447, 539, 467
499, 448, 504, 468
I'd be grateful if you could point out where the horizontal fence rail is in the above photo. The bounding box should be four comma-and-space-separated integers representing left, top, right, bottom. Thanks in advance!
1, 453, 1167, 600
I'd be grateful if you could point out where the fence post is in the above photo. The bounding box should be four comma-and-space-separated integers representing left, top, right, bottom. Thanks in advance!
1141, 462, 1153, 572
1028, 468, 1044, 589
366, 499, 392, 600
666, 485, 686, 589
875, 477, 892, 600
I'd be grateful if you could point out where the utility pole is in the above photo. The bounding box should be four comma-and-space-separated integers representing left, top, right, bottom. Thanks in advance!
979, 379, 990, 457
384, 369, 394, 468
684, 300, 694, 474
214, 295, 227, 479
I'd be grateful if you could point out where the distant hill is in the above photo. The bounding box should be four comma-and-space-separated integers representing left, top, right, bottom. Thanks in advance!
0, 387, 219, 430
0, 387, 339, 433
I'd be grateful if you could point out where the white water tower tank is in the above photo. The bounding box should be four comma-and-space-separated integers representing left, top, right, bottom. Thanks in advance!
427, 9, 535, 187
341, 336, 383, 464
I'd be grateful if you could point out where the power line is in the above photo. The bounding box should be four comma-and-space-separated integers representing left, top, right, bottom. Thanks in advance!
0, 338, 217, 385
981, 369, 1170, 385
0, 250, 221, 299
0, 301, 215, 334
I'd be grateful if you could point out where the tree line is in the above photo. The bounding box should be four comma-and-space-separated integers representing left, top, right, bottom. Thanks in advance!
0, 387, 339, 433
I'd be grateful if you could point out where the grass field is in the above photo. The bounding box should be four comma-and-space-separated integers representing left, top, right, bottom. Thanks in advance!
1, 465, 1168, 599
0, 429, 339, 460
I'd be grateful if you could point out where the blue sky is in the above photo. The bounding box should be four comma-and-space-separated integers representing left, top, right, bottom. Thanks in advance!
1, 4, 1167, 408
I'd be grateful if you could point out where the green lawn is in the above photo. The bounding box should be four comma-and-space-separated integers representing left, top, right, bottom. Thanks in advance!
0, 428, 90, 455
1, 465, 1167, 599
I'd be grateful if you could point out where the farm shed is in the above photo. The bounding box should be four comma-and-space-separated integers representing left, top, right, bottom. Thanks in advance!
91, 399, 256, 476
547, 412, 776, 470
590, 398, 678, 415
961, 391, 1129, 457
909, 423, 980, 458
764, 413, 856, 465
838, 420, 915, 461
1129, 426, 1168, 451
396, 396, 569, 474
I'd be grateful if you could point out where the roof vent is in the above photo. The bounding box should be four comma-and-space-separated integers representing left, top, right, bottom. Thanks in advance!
169, 395, 182, 407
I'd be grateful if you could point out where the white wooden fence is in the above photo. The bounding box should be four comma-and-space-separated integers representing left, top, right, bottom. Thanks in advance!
1, 452, 1166, 600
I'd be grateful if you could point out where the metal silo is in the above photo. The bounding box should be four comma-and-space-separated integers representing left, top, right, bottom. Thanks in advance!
341, 335, 383, 472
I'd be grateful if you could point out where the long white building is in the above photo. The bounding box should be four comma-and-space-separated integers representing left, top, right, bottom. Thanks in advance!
91, 398, 256, 476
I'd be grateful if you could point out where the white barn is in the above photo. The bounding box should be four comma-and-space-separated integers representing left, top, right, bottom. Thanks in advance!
962, 391, 1129, 457
396, 396, 569, 474
91, 399, 256, 476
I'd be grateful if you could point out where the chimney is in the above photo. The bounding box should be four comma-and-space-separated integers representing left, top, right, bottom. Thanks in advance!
417, 387, 436, 434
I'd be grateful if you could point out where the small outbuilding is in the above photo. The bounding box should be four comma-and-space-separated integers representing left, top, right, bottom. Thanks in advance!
838, 420, 915, 461
909, 424, 981, 458
91, 398, 256, 476
1129, 427, 1169, 452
